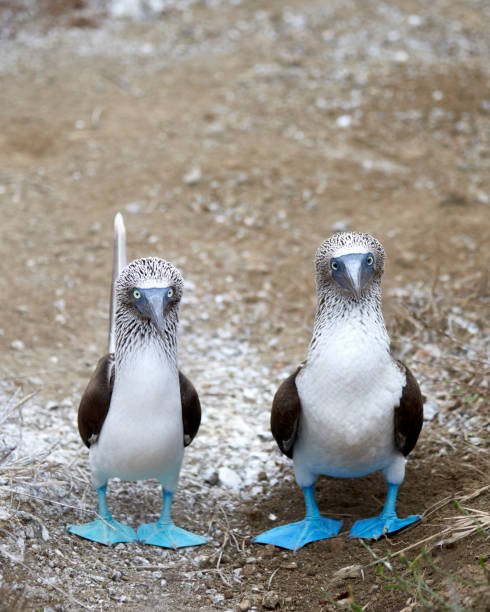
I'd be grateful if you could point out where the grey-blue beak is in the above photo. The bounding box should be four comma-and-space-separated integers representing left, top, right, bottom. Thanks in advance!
342, 255, 364, 299
133, 287, 173, 334
331, 253, 374, 299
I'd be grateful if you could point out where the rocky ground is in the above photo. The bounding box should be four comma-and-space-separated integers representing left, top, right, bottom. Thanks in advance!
0, 1, 489, 610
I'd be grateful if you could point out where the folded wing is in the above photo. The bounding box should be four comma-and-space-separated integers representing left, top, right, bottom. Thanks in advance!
270, 367, 302, 459
78, 353, 115, 448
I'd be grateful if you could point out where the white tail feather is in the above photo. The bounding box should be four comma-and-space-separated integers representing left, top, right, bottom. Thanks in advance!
108, 213, 127, 353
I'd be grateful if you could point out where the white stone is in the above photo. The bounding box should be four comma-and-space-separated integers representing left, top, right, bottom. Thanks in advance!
331, 219, 349, 231
336, 114, 352, 128
218, 467, 242, 490
424, 400, 439, 421
125, 202, 142, 214
393, 50, 409, 63
183, 167, 202, 186
408, 14, 422, 26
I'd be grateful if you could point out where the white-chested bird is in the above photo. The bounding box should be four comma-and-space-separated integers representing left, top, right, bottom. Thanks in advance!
67, 214, 207, 548
254, 232, 423, 550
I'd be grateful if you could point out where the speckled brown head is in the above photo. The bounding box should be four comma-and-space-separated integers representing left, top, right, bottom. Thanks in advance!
315, 232, 386, 299
114, 257, 184, 362
116, 257, 184, 310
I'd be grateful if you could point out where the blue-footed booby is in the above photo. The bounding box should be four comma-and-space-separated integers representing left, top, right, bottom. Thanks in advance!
67, 213, 207, 548
254, 232, 423, 550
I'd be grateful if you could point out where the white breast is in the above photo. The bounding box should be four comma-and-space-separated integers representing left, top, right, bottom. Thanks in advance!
90, 344, 184, 491
294, 316, 405, 486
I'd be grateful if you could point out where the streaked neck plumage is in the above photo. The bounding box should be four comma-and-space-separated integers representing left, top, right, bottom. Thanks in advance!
114, 305, 179, 372
308, 279, 389, 359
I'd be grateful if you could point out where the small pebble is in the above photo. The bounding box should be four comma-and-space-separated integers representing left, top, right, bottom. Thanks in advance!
243, 564, 256, 576
280, 561, 298, 570
336, 114, 352, 128
203, 468, 219, 486
262, 591, 280, 610
183, 167, 202, 186
125, 202, 142, 214
331, 219, 349, 231
331, 564, 363, 582
262, 544, 275, 558
111, 570, 122, 581
198, 555, 215, 569
424, 400, 439, 421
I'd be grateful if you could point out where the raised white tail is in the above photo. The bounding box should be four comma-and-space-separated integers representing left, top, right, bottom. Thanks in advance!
108, 213, 127, 354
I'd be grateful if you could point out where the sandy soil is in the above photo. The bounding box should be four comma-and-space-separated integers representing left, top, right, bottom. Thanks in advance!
0, 1, 489, 610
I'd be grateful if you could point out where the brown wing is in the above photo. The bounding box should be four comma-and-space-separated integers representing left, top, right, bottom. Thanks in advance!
271, 367, 302, 459
395, 361, 424, 456
78, 353, 115, 448
179, 371, 201, 447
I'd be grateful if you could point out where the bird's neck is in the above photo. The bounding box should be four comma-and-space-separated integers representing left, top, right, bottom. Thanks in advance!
308, 282, 388, 355
114, 309, 179, 372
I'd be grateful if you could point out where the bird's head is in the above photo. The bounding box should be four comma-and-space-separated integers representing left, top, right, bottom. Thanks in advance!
116, 257, 184, 338
315, 232, 386, 300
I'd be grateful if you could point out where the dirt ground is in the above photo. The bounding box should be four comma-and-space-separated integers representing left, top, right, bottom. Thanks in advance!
0, 1, 489, 610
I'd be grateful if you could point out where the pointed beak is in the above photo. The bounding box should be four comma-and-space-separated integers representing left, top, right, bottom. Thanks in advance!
332, 253, 374, 299
141, 288, 172, 335
342, 256, 363, 299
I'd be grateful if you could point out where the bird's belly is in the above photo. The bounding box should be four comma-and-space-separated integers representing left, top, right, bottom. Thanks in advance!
295, 355, 405, 479
93, 414, 183, 483
90, 349, 184, 488
296, 401, 394, 478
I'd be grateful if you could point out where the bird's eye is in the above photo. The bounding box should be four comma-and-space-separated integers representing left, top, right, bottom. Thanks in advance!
133, 289, 141, 299
366, 255, 374, 266
167, 288, 174, 298
331, 261, 339, 271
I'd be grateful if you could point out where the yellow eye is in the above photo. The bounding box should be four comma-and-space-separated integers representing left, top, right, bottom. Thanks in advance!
167, 288, 174, 298
133, 289, 141, 299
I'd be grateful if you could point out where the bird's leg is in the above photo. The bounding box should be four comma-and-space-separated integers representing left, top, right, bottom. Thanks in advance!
67, 484, 137, 546
349, 482, 420, 539
137, 488, 207, 548
379, 482, 399, 519
97, 484, 112, 520
253, 483, 343, 551
303, 483, 322, 518
157, 490, 173, 526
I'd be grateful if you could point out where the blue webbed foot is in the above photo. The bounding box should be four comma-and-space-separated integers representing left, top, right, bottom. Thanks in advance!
67, 485, 137, 546
138, 489, 207, 548
137, 522, 208, 548
349, 513, 420, 540
67, 518, 137, 546
349, 483, 421, 539
253, 516, 342, 551
253, 484, 342, 550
